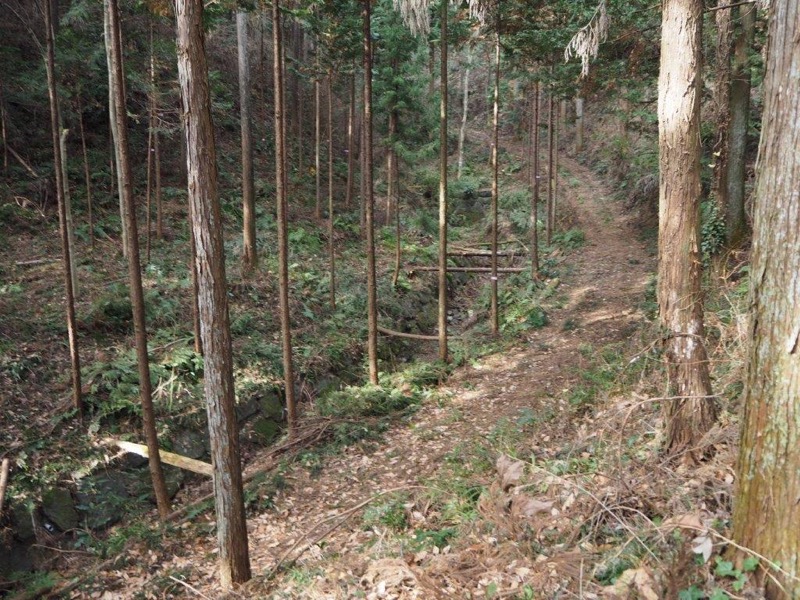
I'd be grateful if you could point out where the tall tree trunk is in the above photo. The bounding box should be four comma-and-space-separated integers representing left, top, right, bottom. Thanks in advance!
315, 49, 322, 220
77, 95, 94, 250
145, 21, 156, 263
238, 10, 257, 273
489, 17, 500, 336
575, 96, 584, 153
189, 204, 202, 356
457, 43, 470, 181
546, 92, 554, 245
731, 5, 800, 594
437, 0, 449, 360
155, 121, 162, 240
723, 3, 754, 247
363, 0, 378, 384
44, 0, 82, 421
530, 80, 540, 278
359, 97, 366, 234
273, 0, 297, 428
0, 86, 7, 174
712, 0, 733, 246
386, 105, 397, 226
328, 69, 336, 310
554, 108, 559, 226
108, 0, 170, 519
103, 0, 127, 257
658, 0, 717, 457
59, 127, 78, 297
345, 69, 356, 209
175, 0, 251, 586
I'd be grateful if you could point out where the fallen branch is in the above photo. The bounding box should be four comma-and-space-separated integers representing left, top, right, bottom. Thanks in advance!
377, 325, 439, 341
14, 258, 59, 267
407, 266, 526, 273
6, 145, 39, 178
104, 439, 212, 477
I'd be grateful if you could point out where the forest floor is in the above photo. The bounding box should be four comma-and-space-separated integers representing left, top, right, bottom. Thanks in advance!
61, 149, 690, 599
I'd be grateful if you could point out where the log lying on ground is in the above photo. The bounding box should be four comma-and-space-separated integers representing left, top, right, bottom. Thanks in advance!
377, 325, 439, 341
105, 439, 212, 476
407, 266, 526, 273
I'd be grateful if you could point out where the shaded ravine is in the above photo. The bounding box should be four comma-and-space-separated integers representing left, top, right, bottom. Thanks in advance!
83, 154, 654, 598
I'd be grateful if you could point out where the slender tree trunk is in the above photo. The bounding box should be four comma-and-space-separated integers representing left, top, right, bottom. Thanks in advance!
428, 41, 435, 96
724, 3, 754, 247
145, 90, 154, 264
713, 0, 733, 245
386, 105, 397, 226
315, 49, 322, 220
77, 95, 94, 250
273, 0, 297, 427
0, 87, 7, 174
457, 44, 470, 181
438, 0, 449, 360
359, 99, 366, 234
328, 69, 336, 310
104, 0, 127, 257
108, 0, 170, 519
732, 6, 800, 594
363, 0, 378, 384
554, 108, 559, 227
546, 92, 554, 245
189, 204, 202, 356
575, 96, 584, 153
59, 128, 77, 297
345, 69, 356, 210
658, 0, 717, 457
155, 122, 162, 240
238, 10, 257, 273
175, 0, 251, 586
489, 19, 501, 336
44, 0, 82, 421
530, 80, 540, 278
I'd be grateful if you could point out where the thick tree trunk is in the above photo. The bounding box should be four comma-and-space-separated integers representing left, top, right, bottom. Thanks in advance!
363, 0, 379, 384
273, 0, 297, 427
456, 45, 470, 180
732, 6, 800, 595
530, 80, 540, 278
108, 0, 170, 518
328, 70, 336, 310
723, 3, 754, 247
657, 0, 717, 457
489, 21, 500, 336
44, 0, 82, 421
175, 0, 251, 586
103, 0, 127, 257
238, 10, 257, 273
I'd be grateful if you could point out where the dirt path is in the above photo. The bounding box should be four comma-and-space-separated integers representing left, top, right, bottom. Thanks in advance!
85, 154, 654, 599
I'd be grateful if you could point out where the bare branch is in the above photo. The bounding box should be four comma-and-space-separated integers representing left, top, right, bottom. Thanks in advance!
564, 0, 609, 78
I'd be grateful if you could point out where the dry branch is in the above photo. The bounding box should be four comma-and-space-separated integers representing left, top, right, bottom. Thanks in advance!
408, 266, 526, 273
6, 145, 40, 178
105, 439, 213, 476
0, 458, 10, 515
377, 325, 439, 340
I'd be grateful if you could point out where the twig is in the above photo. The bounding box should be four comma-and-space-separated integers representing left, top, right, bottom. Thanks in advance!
705, 0, 755, 10
167, 576, 213, 599
14, 258, 59, 267
6, 145, 40, 178
266, 485, 423, 580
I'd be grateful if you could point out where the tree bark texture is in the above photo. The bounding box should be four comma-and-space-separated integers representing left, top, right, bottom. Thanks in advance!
44, 0, 82, 421
363, 0, 379, 383
438, 0, 449, 360
108, 0, 170, 518
732, 4, 800, 596
724, 3, 755, 247
174, 0, 251, 586
273, 0, 297, 427
657, 0, 717, 457
237, 10, 257, 273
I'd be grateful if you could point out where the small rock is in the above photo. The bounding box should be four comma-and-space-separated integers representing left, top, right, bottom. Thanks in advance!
42, 487, 79, 532
75, 472, 129, 530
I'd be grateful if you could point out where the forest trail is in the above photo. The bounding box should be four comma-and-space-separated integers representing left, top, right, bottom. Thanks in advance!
88, 153, 655, 598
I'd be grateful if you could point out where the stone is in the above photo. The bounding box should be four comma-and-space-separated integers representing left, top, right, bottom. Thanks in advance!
172, 429, 206, 460
260, 391, 284, 421
9, 502, 36, 542
75, 473, 129, 530
41, 487, 79, 532
235, 396, 260, 422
